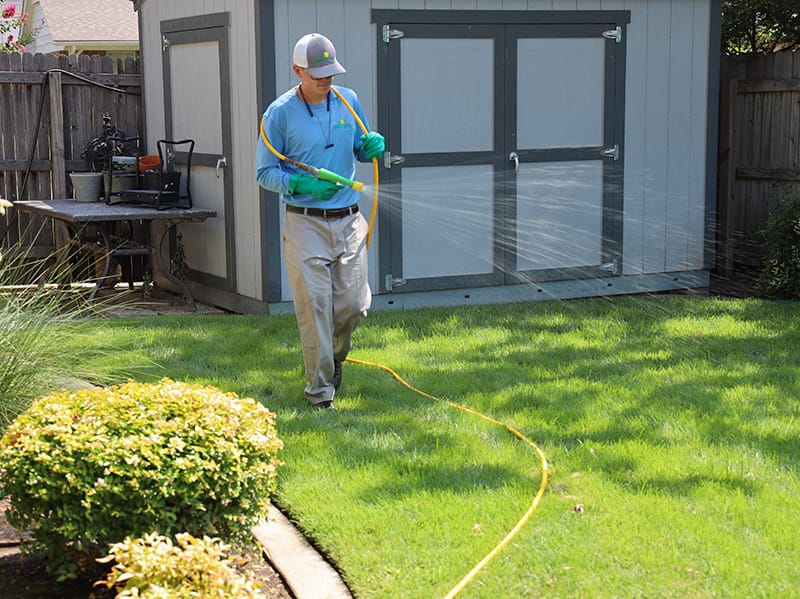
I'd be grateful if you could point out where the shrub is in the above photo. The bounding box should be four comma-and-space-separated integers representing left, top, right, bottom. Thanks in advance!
0, 378, 283, 579
96, 532, 261, 598
756, 187, 800, 300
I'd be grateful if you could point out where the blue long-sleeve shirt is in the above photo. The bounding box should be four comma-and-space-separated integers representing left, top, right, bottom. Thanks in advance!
256, 85, 372, 210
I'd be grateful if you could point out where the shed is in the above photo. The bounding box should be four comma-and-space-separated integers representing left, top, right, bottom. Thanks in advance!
132, 0, 720, 314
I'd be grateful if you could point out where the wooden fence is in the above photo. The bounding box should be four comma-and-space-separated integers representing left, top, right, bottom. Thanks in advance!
0, 52, 141, 253
718, 49, 800, 277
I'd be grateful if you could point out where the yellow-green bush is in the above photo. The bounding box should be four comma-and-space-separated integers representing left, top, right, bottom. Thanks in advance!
96, 532, 261, 598
0, 378, 283, 578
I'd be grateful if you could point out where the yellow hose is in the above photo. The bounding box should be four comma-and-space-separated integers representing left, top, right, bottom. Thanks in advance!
345, 357, 549, 598
259, 85, 379, 248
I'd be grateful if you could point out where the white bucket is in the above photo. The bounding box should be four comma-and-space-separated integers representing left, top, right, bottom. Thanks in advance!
70, 172, 103, 202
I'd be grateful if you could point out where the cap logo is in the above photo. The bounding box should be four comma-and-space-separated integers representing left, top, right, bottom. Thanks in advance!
314, 50, 333, 65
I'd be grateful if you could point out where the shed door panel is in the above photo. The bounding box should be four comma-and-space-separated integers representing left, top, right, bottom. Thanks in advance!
162, 17, 235, 291
510, 28, 618, 282
401, 38, 495, 154
396, 29, 501, 289
382, 24, 504, 292
517, 162, 603, 271
516, 38, 604, 148
402, 165, 495, 279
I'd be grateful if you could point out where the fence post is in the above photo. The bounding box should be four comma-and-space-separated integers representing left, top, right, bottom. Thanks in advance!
717, 76, 738, 278
49, 70, 66, 200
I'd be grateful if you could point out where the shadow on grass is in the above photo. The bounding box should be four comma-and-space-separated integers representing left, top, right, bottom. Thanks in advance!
89, 296, 799, 506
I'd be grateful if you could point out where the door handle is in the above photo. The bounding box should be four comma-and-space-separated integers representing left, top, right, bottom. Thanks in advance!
509, 151, 519, 174
216, 156, 227, 178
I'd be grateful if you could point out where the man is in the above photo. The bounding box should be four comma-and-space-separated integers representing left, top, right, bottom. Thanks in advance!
256, 33, 384, 411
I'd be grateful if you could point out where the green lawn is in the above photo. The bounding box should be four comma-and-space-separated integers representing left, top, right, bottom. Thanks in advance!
66, 295, 800, 597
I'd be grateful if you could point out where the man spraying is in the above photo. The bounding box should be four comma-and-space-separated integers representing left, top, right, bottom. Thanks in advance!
256, 33, 384, 411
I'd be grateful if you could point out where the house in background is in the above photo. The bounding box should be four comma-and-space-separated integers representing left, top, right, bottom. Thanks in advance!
19, 0, 138, 60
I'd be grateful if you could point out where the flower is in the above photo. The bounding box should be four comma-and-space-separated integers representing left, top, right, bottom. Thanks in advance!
1, 3, 43, 53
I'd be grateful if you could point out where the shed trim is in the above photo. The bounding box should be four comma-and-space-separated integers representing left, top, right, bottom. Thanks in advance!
255, 0, 280, 302
371, 9, 631, 26
160, 12, 230, 35
704, 0, 722, 270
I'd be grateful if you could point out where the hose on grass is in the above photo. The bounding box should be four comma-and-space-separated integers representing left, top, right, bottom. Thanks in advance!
345, 357, 549, 598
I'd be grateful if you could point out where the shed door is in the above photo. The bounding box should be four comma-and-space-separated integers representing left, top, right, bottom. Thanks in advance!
377, 17, 626, 293
161, 13, 235, 291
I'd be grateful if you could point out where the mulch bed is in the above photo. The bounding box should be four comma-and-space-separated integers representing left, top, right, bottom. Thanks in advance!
0, 498, 292, 599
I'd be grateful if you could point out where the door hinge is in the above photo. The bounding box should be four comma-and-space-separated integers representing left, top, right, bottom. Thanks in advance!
602, 26, 622, 43
382, 25, 404, 43
383, 151, 405, 169
601, 144, 619, 161
385, 274, 406, 291
600, 259, 620, 274
161, 34, 170, 51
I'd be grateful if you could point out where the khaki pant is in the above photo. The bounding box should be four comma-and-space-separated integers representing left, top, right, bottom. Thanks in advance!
283, 210, 371, 405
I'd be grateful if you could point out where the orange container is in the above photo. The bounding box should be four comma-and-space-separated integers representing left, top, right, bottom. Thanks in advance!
138, 155, 161, 172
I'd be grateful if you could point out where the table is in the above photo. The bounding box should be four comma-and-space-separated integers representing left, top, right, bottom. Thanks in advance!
13, 199, 216, 310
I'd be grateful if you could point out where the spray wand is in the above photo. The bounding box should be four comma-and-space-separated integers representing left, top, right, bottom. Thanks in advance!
259, 119, 366, 193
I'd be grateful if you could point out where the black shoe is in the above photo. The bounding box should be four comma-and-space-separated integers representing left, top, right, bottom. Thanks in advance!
331, 360, 343, 390
314, 400, 336, 411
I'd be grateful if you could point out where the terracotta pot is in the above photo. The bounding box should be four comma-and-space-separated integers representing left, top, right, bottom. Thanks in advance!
138, 155, 161, 172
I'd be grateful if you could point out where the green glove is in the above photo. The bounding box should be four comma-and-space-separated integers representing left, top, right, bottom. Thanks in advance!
288, 173, 340, 200
359, 131, 385, 160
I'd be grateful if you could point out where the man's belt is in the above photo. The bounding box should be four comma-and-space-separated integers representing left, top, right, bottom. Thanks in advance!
285, 204, 359, 219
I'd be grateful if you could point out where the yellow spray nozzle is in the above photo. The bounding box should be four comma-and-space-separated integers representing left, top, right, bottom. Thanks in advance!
317, 167, 365, 192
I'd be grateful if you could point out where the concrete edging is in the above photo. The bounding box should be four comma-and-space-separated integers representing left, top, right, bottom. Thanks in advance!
253, 505, 352, 599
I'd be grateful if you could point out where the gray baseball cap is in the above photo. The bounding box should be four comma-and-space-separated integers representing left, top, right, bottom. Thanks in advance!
293, 33, 346, 78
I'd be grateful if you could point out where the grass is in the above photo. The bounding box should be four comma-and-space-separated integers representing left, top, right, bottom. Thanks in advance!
53, 294, 800, 597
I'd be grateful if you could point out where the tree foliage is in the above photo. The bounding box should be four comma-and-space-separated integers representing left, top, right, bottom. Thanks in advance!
722, 0, 800, 54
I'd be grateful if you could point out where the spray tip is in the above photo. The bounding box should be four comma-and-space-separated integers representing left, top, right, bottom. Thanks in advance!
317, 168, 366, 193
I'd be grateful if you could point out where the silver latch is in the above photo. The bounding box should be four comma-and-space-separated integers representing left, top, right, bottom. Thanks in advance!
600, 259, 619, 274
385, 274, 406, 291
161, 34, 170, 51
382, 25, 405, 43
509, 151, 519, 174
602, 26, 622, 43
215, 156, 227, 178
600, 144, 619, 161
383, 151, 405, 169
